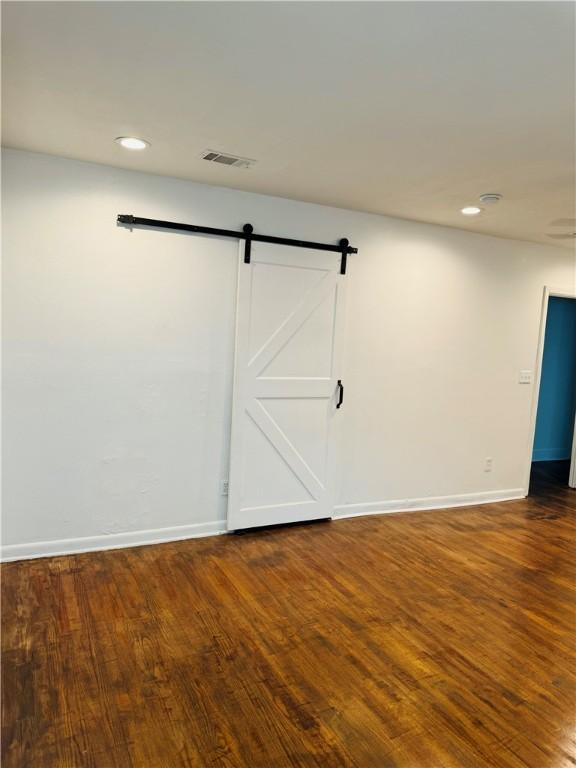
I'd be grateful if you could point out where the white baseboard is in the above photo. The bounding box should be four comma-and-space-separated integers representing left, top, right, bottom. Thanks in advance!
2, 489, 527, 562
333, 488, 526, 520
0, 520, 227, 562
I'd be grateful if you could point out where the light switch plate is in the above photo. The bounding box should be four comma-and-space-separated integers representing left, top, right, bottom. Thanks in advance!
518, 370, 533, 384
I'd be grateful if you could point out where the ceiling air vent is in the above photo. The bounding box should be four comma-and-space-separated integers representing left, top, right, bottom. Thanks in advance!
201, 150, 256, 169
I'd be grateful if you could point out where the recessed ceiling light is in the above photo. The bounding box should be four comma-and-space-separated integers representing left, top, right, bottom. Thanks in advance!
115, 137, 150, 151
461, 206, 482, 216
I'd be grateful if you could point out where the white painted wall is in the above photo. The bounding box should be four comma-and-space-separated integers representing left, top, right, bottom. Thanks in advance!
2, 149, 574, 559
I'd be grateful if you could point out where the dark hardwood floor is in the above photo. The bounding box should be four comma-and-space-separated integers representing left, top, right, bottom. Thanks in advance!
530, 460, 572, 496
2, 468, 575, 767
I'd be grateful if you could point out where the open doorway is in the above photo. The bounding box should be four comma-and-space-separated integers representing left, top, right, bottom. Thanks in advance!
529, 293, 576, 496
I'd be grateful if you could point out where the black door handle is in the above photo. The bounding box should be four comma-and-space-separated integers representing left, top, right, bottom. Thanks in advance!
336, 380, 344, 409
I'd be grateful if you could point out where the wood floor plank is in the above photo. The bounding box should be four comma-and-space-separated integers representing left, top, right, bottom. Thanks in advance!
2, 462, 575, 767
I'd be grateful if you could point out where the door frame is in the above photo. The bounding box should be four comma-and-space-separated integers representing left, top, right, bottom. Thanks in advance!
570, 413, 576, 489
524, 285, 576, 493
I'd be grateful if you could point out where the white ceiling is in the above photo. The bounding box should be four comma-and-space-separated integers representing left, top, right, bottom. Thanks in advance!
2, 1, 575, 247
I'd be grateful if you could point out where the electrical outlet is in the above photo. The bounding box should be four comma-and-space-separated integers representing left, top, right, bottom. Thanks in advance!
484, 457, 493, 473
518, 370, 533, 384
221, 480, 229, 496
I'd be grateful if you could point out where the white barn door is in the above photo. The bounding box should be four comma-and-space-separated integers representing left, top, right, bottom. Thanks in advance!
227, 241, 346, 531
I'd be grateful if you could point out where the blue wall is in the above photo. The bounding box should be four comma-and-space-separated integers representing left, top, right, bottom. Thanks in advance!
533, 297, 576, 461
